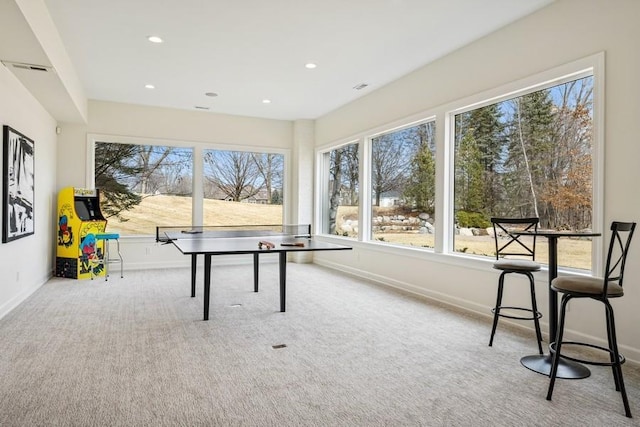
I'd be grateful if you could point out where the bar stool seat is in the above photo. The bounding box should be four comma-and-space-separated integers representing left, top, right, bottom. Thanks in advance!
95, 233, 123, 281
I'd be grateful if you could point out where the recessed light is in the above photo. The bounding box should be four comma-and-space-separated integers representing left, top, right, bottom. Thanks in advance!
145, 84, 155, 89
305, 63, 317, 69
262, 99, 271, 104
147, 35, 163, 43
205, 92, 218, 97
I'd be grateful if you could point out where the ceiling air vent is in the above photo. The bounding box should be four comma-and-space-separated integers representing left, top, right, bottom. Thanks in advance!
1, 61, 54, 73
353, 83, 369, 90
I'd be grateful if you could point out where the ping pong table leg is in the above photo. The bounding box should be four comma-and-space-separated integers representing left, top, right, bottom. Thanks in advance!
203, 254, 212, 321
253, 253, 259, 292
191, 254, 197, 297
279, 251, 286, 312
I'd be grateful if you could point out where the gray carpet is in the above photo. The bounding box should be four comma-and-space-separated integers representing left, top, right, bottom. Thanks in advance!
0, 262, 638, 426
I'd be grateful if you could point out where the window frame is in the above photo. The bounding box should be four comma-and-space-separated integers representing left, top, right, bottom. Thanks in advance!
368, 117, 437, 248
443, 53, 604, 274
87, 133, 290, 236
316, 139, 361, 239
316, 52, 604, 275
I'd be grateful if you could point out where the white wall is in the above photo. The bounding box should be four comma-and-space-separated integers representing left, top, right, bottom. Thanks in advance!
0, 64, 57, 318
57, 100, 293, 188
313, 0, 640, 363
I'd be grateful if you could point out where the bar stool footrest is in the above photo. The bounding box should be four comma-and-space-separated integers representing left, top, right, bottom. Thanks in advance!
549, 341, 625, 367
492, 306, 542, 321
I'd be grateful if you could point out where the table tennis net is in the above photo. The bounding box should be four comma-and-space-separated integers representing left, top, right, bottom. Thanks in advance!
156, 224, 311, 243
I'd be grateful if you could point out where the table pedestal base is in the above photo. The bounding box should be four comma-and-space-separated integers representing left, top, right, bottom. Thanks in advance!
521, 354, 590, 379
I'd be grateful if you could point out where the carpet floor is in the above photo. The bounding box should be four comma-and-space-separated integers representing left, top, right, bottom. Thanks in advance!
0, 263, 638, 426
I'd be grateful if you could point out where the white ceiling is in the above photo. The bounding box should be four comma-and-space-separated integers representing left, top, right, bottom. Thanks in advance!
6, 0, 554, 122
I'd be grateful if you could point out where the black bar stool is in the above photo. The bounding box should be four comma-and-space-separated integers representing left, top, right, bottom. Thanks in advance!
488, 217, 543, 354
547, 221, 636, 418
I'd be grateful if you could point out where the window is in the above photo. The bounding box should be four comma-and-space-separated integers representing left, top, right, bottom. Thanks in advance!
453, 75, 595, 270
370, 120, 436, 248
94, 141, 285, 235
95, 141, 193, 236
316, 56, 601, 272
202, 149, 284, 225
320, 142, 359, 238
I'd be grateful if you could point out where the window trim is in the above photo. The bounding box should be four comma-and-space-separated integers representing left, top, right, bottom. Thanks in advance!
367, 117, 437, 247
315, 52, 604, 275
87, 133, 291, 234
315, 139, 360, 238
443, 52, 604, 273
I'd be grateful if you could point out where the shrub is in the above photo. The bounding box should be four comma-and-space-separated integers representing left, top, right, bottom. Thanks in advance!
456, 211, 491, 228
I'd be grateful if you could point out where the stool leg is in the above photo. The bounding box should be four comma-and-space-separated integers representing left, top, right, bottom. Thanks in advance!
527, 272, 543, 355
104, 239, 109, 281
489, 273, 506, 347
605, 302, 632, 418
605, 306, 621, 392
116, 238, 123, 278
547, 295, 570, 400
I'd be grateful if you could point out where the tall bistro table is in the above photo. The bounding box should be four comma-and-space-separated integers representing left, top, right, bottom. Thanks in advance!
514, 229, 601, 379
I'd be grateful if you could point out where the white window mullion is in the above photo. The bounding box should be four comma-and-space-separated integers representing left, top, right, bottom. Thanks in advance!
192, 146, 203, 226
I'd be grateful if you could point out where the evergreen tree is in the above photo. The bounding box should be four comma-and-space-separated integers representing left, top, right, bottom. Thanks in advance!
455, 132, 485, 214
270, 188, 282, 205
94, 142, 143, 220
404, 123, 436, 214
468, 105, 505, 214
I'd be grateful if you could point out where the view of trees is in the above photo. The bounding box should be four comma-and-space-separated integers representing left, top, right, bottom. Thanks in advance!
323, 75, 593, 250
203, 150, 283, 204
95, 143, 283, 228
95, 75, 592, 246
327, 143, 359, 235
454, 76, 593, 231
326, 122, 436, 238
371, 122, 436, 213
95, 143, 192, 220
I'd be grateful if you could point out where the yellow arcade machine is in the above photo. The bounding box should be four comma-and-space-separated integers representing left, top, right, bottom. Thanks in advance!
56, 187, 107, 279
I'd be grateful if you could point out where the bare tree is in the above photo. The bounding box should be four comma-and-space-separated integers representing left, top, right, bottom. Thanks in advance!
541, 79, 593, 228
371, 133, 411, 206
134, 146, 173, 194
513, 97, 540, 219
158, 153, 193, 195
342, 144, 359, 205
204, 150, 263, 201
328, 148, 343, 235
252, 153, 283, 204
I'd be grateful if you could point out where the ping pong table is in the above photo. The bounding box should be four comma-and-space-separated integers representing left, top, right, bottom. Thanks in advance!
157, 225, 352, 320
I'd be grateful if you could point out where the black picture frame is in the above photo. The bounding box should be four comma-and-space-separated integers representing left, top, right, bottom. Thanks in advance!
2, 125, 35, 242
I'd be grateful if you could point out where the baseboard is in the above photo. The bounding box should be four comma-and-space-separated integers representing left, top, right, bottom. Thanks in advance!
0, 273, 50, 321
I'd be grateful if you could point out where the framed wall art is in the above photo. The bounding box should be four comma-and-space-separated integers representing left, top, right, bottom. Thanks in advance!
3, 125, 35, 242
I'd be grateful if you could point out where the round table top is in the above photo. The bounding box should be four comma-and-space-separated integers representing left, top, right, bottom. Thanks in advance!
513, 230, 600, 238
